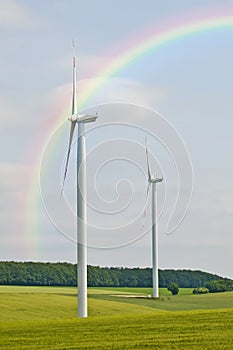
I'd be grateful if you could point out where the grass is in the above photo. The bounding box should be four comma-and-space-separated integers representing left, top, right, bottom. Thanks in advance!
0, 286, 233, 349
91, 287, 233, 312
99, 287, 193, 295
1, 309, 233, 349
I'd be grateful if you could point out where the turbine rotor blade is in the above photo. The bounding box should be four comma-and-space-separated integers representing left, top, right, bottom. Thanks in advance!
146, 181, 150, 201
141, 182, 151, 234
145, 137, 151, 181
61, 121, 76, 195
61, 42, 78, 196
72, 67, 77, 115
72, 41, 77, 115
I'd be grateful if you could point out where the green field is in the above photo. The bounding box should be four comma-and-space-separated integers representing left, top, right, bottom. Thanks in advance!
0, 286, 233, 349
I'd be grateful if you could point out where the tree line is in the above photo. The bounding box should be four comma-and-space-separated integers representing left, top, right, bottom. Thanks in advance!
205, 279, 233, 293
0, 261, 230, 288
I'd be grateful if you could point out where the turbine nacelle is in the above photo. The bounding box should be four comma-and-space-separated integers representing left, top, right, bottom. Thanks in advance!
68, 113, 98, 123
149, 176, 163, 184
145, 138, 163, 185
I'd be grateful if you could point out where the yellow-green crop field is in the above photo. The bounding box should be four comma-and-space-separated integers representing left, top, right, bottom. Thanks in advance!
0, 286, 232, 349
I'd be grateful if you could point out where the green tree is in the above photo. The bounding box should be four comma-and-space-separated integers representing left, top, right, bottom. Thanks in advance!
0, 262, 231, 288
167, 283, 179, 295
193, 287, 209, 294
205, 279, 233, 293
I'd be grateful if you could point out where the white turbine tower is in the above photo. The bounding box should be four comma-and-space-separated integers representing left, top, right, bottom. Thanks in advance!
145, 138, 163, 298
62, 44, 98, 318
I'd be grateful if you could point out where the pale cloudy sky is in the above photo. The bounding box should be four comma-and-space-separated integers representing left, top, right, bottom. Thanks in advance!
0, 0, 233, 279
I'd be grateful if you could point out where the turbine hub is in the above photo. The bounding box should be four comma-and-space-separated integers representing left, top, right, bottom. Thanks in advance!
68, 114, 78, 122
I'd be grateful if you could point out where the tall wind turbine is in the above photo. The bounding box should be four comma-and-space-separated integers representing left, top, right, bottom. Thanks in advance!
62, 44, 98, 318
145, 138, 163, 298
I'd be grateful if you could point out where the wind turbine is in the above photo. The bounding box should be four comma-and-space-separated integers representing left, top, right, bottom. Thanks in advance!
62, 44, 98, 318
145, 138, 163, 298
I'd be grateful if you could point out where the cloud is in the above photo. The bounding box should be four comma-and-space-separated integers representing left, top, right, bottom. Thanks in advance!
51, 77, 168, 114
0, 162, 31, 193
0, 96, 16, 128
0, 0, 38, 28
0, 162, 33, 237
92, 77, 167, 107
0, 91, 50, 131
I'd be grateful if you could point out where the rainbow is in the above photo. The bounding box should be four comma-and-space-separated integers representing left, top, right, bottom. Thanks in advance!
26, 9, 233, 257
72, 11, 233, 112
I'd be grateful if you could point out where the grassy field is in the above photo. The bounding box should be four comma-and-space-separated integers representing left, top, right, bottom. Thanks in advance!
0, 286, 232, 349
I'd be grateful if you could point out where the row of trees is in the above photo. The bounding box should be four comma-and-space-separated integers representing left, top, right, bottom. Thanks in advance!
192, 280, 233, 293
205, 279, 233, 293
0, 261, 229, 288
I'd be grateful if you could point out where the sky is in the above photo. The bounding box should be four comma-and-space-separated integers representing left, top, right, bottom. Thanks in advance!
0, 0, 233, 279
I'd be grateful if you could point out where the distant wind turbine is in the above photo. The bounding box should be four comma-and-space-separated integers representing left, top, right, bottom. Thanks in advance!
62, 43, 98, 318
145, 138, 163, 298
